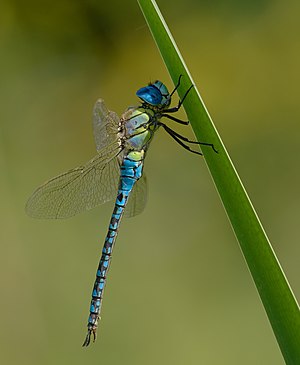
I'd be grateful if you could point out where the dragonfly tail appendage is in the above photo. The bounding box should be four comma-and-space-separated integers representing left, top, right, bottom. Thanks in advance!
82, 327, 96, 347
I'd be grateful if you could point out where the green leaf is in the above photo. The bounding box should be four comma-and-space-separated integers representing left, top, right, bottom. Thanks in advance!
137, 0, 300, 363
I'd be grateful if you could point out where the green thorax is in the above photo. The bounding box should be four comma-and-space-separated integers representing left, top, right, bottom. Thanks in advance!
121, 106, 160, 153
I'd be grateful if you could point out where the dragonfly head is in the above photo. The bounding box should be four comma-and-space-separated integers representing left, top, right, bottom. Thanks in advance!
136, 80, 171, 109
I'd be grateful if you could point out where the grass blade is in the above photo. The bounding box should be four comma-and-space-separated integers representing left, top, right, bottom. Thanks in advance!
137, 0, 300, 363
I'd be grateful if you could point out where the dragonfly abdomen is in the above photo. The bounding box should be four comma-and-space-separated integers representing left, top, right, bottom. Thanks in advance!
83, 151, 144, 346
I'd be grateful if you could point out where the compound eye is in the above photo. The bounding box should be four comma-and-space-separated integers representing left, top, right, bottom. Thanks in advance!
136, 86, 163, 106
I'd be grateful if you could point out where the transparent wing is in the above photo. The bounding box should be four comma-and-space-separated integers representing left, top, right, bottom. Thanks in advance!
93, 99, 121, 152
26, 142, 122, 219
125, 174, 148, 218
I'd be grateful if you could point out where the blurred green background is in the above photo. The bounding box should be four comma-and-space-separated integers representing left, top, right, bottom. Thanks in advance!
1, 0, 299, 364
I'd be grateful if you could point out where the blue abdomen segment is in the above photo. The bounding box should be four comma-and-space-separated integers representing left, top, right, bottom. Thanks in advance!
83, 153, 144, 346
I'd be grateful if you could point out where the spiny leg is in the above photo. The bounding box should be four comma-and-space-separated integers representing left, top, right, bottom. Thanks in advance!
160, 124, 203, 155
161, 113, 189, 125
170, 74, 183, 97
161, 123, 218, 153
164, 84, 194, 113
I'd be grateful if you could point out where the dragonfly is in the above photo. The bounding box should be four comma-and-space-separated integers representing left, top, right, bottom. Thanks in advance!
26, 76, 217, 347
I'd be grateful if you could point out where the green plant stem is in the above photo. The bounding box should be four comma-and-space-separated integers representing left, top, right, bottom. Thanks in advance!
138, 0, 300, 363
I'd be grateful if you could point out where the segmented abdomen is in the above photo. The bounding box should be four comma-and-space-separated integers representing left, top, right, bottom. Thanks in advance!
83, 151, 144, 346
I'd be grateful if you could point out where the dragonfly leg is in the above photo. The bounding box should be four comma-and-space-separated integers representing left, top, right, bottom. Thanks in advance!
161, 124, 218, 153
164, 84, 194, 113
159, 123, 217, 154
160, 123, 202, 155
161, 113, 189, 125
170, 74, 183, 97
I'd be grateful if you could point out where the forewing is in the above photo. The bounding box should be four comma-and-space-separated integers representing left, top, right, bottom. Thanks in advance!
125, 174, 148, 218
93, 99, 121, 152
26, 143, 121, 219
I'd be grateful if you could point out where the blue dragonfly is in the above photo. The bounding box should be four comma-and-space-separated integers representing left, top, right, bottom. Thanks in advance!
26, 76, 217, 346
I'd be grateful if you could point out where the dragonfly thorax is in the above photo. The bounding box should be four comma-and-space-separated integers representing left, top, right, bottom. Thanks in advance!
122, 107, 158, 152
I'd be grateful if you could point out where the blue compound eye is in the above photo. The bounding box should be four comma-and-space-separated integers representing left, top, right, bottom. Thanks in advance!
152, 81, 169, 96
136, 85, 163, 105
136, 80, 171, 108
